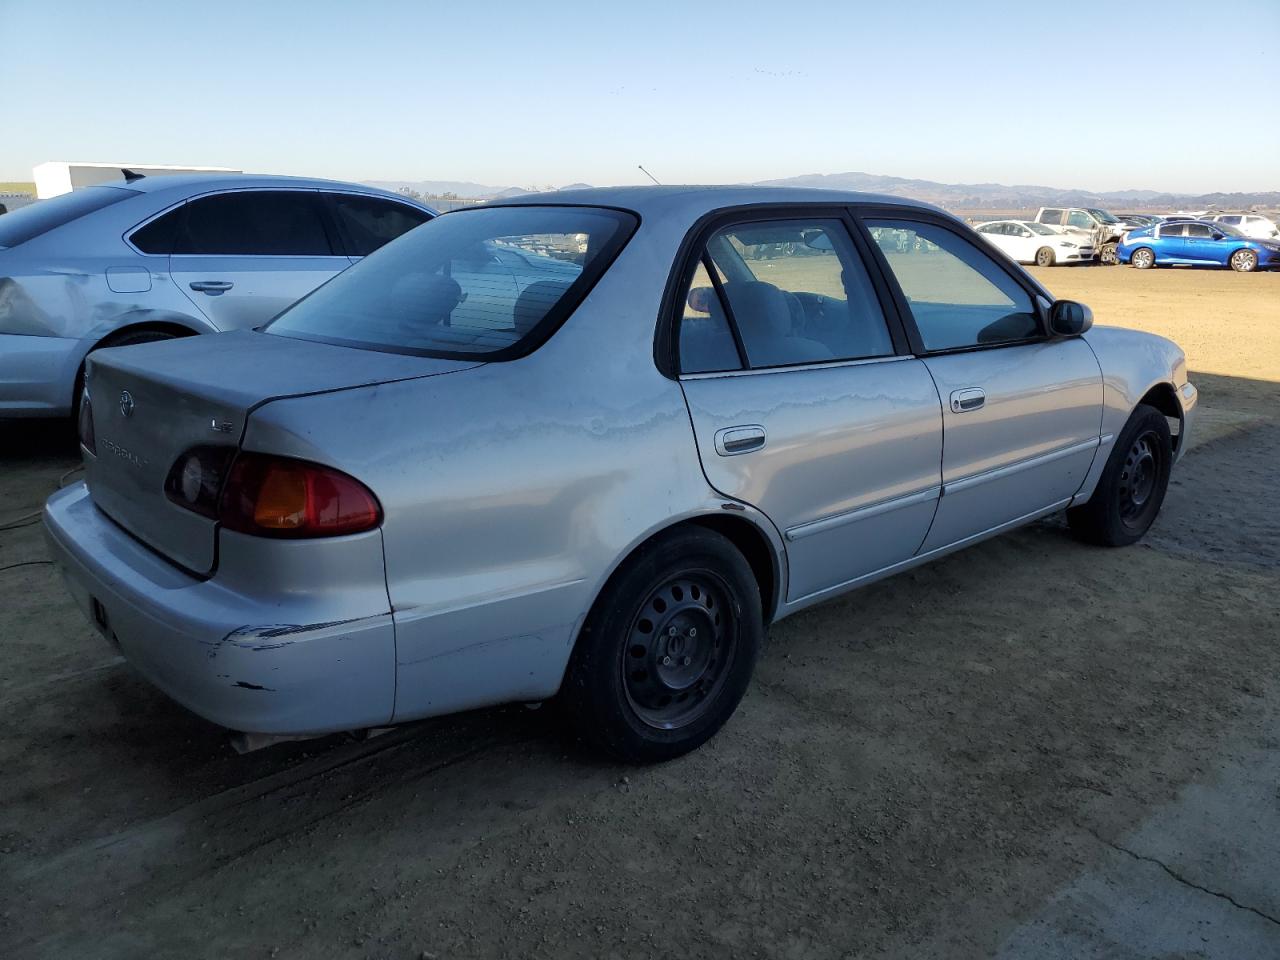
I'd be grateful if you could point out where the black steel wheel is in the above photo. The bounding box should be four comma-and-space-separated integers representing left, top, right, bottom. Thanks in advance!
622, 572, 737, 729
1035, 246, 1056, 267
1068, 403, 1173, 547
562, 527, 763, 762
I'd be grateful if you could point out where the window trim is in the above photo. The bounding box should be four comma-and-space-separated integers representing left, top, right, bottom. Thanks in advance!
850, 204, 1055, 357
322, 191, 435, 259
655, 203, 914, 379
122, 187, 427, 259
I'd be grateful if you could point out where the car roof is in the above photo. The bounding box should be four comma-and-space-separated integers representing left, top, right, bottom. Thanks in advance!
483, 184, 949, 220
94, 172, 428, 206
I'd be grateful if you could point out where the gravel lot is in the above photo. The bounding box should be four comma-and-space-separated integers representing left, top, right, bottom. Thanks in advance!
2, 265, 1278, 959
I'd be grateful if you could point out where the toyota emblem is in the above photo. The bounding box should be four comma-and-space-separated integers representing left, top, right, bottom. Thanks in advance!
119, 390, 135, 418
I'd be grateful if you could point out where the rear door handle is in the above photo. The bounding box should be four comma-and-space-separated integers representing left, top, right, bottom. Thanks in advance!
950, 388, 986, 413
714, 425, 766, 456
189, 280, 234, 294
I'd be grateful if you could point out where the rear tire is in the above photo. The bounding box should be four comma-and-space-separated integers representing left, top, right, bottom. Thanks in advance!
1035, 247, 1056, 267
561, 528, 763, 762
1067, 404, 1172, 547
1131, 247, 1155, 269
1230, 248, 1258, 273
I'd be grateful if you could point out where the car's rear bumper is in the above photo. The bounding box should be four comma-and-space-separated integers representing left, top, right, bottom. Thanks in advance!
0, 333, 80, 417
43, 482, 397, 734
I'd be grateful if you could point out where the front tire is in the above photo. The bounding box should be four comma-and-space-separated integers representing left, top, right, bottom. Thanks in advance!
1068, 404, 1173, 547
1035, 246, 1056, 267
1131, 247, 1155, 269
561, 528, 763, 762
1230, 248, 1258, 272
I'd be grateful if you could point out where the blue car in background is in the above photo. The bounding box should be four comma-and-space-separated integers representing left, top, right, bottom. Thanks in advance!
1117, 220, 1280, 272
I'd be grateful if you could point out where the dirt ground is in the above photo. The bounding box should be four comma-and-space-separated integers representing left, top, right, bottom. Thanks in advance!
1, 264, 1278, 959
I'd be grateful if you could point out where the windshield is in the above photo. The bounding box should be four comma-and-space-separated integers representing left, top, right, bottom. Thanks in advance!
1024, 222, 1058, 236
267, 205, 637, 360
1211, 223, 1246, 238
0, 186, 136, 248
1086, 208, 1120, 225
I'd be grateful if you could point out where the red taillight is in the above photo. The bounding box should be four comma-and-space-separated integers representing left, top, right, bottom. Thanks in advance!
77, 388, 96, 455
217, 453, 382, 538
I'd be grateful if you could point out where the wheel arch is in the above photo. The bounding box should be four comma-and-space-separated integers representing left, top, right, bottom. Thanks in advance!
573, 509, 786, 658
1139, 381, 1184, 453
71, 314, 207, 408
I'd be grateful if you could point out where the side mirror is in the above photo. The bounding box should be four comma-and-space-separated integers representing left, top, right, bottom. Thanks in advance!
1050, 300, 1093, 337
802, 230, 834, 251
1212, 232, 1225, 241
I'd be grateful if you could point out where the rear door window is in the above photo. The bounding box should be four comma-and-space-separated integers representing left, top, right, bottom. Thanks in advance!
327, 194, 432, 256
1039, 209, 1064, 225
173, 191, 335, 256
1160, 223, 1186, 238
0, 186, 137, 248
866, 219, 1040, 351
687, 219, 895, 370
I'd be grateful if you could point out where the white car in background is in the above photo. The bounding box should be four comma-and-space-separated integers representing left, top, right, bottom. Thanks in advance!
1203, 214, 1279, 240
974, 220, 1096, 266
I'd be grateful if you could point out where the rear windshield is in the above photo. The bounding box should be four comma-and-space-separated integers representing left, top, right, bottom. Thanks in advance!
266, 205, 636, 359
0, 187, 136, 248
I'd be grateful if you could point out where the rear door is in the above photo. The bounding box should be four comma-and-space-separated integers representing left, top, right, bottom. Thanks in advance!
675, 212, 943, 603
169, 189, 350, 331
859, 212, 1103, 552
1156, 222, 1188, 260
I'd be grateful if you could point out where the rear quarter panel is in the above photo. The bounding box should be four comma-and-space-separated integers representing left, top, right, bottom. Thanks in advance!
242, 235, 778, 723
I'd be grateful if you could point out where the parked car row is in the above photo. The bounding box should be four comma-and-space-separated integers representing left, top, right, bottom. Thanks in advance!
972, 206, 1279, 273
40, 184, 1196, 760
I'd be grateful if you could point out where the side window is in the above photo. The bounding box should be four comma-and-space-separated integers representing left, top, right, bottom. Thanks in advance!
173, 191, 334, 256
678, 259, 741, 374
1039, 209, 1064, 225
976, 224, 998, 235
129, 206, 185, 254
1065, 210, 1094, 229
700, 219, 894, 369
329, 194, 431, 257
1185, 223, 1213, 239
866, 219, 1039, 351
1014, 225, 1033, 238
1160, 223, 1185, 238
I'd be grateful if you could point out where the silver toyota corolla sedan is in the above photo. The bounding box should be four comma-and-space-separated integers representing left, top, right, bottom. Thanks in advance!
44, 186, 1198, 761
0, 173, 434, 417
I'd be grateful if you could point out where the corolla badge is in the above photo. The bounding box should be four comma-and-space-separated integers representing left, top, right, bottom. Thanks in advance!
119, 390, 135, 418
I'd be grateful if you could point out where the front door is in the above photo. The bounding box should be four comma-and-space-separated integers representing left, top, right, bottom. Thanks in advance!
675, 215, 943, 603
860, 214, 1103, 552
168, 189, 351, 331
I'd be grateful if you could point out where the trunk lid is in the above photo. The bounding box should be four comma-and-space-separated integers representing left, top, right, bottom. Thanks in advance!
84, 330, 479, 574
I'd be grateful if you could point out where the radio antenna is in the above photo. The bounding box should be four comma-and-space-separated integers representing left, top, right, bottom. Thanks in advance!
637, 164, 661, 185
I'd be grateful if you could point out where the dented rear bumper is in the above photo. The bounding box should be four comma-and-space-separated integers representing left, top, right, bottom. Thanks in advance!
43, 482, 396, 734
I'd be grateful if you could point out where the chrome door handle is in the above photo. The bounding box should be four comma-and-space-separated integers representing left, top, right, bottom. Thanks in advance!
714, 425, 766, 456
950, 388, 986, 413
189, 280, 234, 294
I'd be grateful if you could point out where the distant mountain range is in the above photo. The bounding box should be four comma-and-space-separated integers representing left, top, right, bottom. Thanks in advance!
366, 172, 1279, 210
753, 172, 1280, 211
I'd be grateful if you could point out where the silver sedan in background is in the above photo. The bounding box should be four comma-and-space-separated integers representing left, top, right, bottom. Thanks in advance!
44, 186, 1197, 761
0, 173, 434, 417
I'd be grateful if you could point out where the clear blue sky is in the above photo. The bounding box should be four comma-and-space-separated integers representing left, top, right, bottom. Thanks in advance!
3, 0, 1277, 193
